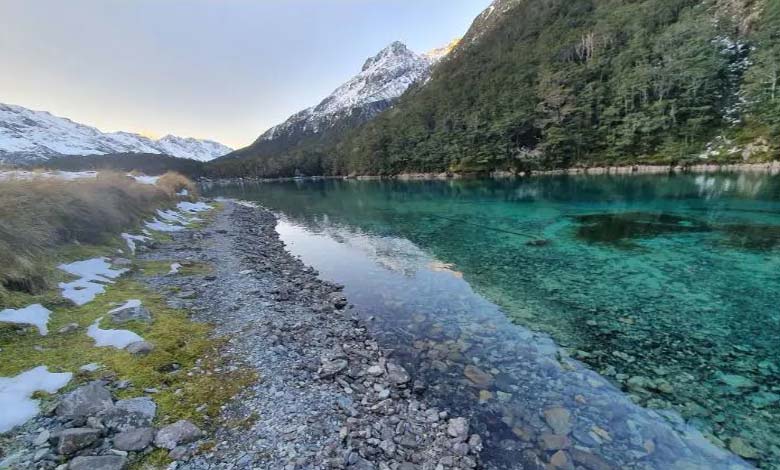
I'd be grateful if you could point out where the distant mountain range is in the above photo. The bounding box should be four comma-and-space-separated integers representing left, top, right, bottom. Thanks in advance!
0, 103, 232, 163
216, 40, 455, 176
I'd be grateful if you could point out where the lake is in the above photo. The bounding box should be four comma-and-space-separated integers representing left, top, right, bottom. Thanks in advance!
204, 173, 780, 469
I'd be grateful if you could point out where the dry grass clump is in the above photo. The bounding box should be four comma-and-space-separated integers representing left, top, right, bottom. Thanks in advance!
0, 172, 188, 294
156, 171, 198, 200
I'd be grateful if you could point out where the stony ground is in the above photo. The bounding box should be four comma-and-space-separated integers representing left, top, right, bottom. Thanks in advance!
138, 201, 482, 470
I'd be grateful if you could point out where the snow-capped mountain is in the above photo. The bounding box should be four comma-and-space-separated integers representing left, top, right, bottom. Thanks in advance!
256, 41, 438, 145
0, 103, 232, 162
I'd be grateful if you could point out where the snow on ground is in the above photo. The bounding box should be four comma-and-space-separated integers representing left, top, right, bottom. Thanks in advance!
157, 209, 190, 225
0, 170, 98, 181
145, 219, 185, 232
177, 201, 211, 213
0, 366, 72, 433
169, 263, 182, 275
129, 174, 160, 185
121, 233, 150, 255
87, 318, 143, 349
0, 304, 51, 335
58, 258, 128, 305
108, 299, 141, 314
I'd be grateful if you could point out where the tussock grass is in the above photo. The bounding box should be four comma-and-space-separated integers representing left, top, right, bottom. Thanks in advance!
156, 172, 198, 200
0, 172, 190, 295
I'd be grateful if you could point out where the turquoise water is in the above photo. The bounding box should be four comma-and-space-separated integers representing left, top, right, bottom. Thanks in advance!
205, 173, 780, 469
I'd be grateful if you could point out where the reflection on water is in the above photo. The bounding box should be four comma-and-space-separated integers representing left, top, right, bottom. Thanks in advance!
205, 173, 780, 469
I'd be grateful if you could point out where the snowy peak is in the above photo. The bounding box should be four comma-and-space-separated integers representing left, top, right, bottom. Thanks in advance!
0, 103, 232, 162
258, 40, 438, 142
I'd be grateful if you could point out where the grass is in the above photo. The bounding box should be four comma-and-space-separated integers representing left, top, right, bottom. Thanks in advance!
0, 174, 257, 468
0, 171, 190, 296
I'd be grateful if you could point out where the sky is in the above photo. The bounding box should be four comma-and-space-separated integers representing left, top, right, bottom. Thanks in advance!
0, 0, 491, 149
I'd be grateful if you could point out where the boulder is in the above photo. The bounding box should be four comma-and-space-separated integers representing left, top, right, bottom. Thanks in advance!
154, 420, 203, 450
125, 341, 155, 355
56, 382, 114, 418
56, 428, 100, 455
103, 397, 156, 432
113, 427, 154, 451
68, 455, 127, 470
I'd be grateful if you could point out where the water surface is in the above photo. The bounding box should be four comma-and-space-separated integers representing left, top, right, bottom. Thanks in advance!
205, 174, 780, 469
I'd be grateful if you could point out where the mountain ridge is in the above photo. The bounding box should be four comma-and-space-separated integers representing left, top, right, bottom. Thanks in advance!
0, 103, 232, 163
213, 40, 448, 176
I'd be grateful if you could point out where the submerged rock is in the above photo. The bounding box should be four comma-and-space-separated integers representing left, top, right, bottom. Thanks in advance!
463, 365, 493, 388
729, 437, 760, 460
543, 407, 572, 435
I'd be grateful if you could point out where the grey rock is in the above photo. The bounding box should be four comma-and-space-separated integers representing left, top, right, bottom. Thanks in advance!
320, 359, 348, 379
329, 292, 348, 309
447, 417, 469, 442
57, 323, 79, 334
168, 445, 194, 460
385, 362, 410, 385
68, 455, 127, 470
544, 407, 572, 435
154, 420, 202, 450
103, 397, 156, 432
56, 428, 100, 455
115, 397, 157, 418
110, 304, 151, 324
56, 382, 114, 418
113, 427, 154, 451
33, 430, 50, 446
125, 341, 155, 355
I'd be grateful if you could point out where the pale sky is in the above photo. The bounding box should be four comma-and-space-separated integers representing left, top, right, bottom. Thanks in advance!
0, 0, 490, 148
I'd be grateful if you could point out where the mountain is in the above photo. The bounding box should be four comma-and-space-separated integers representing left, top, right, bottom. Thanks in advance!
214, 0, 778, 178
212, 41, 445, 177
332, 0, 778, 175
0, 103, 232, 163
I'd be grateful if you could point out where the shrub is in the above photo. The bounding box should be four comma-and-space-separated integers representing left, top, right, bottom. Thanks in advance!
0, 172, 187, 294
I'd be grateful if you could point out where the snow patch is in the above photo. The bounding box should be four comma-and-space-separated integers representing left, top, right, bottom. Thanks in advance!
87, 318, 144, 349
121, 233, 150, 255
145, 219, 185, 232
0, 304, 51, 335
108, 299, 142, 314
177, 201, 211, 213
58, 258, 128, 305
0, 366, 72, 433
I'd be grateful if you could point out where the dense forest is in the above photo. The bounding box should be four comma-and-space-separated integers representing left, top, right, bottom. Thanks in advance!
209, 0, 778, 178
39, 153, 206, 178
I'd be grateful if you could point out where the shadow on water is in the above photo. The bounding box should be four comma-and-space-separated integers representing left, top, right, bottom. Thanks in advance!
204, 172, 780, 469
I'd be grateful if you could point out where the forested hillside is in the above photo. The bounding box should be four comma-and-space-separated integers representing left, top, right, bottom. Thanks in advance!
210, 0, 778, 177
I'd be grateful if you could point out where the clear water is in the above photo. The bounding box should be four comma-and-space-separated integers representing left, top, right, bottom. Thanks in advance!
205, 173, 780, 469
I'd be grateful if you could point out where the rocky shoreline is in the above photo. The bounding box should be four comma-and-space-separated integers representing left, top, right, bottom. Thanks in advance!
138, 202, 482, 469
200, 161, 780, 185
